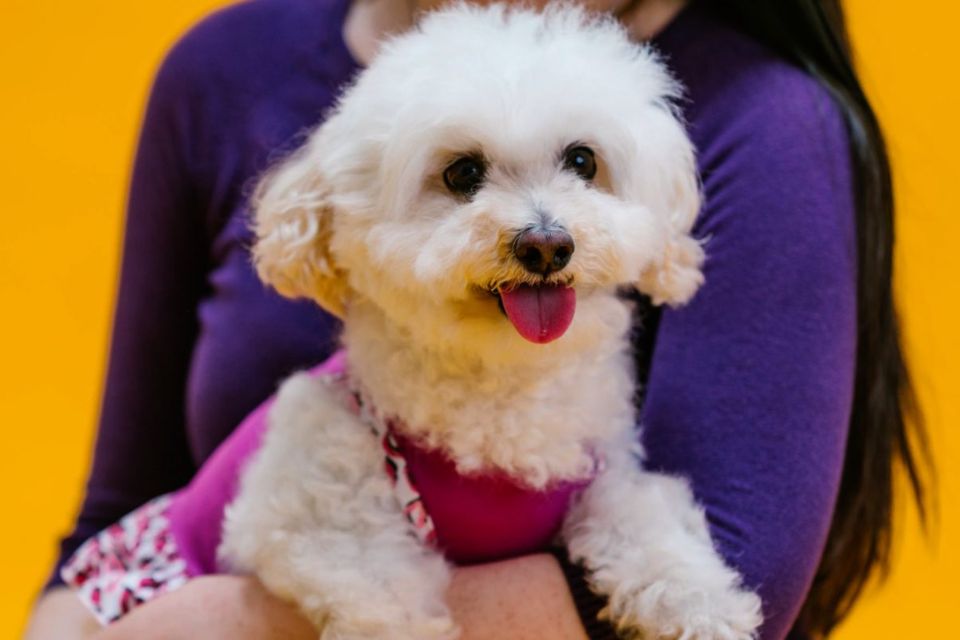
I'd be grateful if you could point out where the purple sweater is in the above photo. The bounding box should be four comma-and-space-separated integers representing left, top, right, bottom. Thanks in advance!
50, 1, 856, 638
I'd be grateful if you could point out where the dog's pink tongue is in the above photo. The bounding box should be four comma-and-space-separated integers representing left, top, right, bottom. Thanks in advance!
499, 284, 576, 344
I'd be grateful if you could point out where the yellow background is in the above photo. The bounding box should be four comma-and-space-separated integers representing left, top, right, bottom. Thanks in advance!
1, 1, 956, 636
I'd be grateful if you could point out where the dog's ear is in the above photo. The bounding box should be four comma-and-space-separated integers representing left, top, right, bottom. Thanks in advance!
252, 143, 350, 317
635, 163, 705, 307
630, 110, 705, 307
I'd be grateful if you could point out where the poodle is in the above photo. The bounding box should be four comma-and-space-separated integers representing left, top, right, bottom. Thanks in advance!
218, 4, 763, 639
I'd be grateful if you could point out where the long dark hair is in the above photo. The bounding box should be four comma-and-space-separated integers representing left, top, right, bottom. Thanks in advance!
706, 1, 934, 637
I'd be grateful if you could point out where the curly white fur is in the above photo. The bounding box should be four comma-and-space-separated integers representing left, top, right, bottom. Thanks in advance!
221, 4, 761, 639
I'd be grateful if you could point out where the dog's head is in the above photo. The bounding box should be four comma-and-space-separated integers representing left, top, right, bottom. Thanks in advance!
253, 3, 703, 360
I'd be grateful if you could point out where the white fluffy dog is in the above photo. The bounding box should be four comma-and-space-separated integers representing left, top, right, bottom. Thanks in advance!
219, 4, 762, 639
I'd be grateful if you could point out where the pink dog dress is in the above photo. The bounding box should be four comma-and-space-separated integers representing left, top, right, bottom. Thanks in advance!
62, 351, 595, 624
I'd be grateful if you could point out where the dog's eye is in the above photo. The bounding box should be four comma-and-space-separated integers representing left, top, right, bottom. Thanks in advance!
563, 146, 597, 182
443, 156, 486, 197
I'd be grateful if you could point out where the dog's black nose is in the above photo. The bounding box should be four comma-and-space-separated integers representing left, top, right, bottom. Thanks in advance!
513, 226, 575, 275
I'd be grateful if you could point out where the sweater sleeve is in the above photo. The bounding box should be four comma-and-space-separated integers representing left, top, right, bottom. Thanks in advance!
45, 37, 208, 589
639, 65, 858, 638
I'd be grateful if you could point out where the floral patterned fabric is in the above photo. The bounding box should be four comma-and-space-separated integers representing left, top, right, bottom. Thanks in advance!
60, 495, 188, 625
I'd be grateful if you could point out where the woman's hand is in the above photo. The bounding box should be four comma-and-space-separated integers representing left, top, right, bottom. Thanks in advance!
449, 554, 588, 640
27, 555, 588, 639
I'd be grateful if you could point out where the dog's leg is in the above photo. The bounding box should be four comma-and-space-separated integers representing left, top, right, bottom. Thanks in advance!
219, 373, 457, 640
562, 437, 762, 640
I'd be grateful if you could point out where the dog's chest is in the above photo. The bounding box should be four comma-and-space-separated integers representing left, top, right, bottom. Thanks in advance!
392, 428, 591, 563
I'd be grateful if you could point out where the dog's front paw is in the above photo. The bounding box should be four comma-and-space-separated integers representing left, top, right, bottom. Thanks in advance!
609, 579, 762, 640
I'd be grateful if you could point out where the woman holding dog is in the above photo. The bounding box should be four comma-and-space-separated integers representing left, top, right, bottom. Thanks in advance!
25, 0, 931, 639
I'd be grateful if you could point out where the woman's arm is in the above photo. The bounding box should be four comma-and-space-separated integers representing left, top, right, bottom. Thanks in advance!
638, 60, 858, 638
23, 589, 100, 640
88, 578, 315, 640
30, 559, 586, 640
